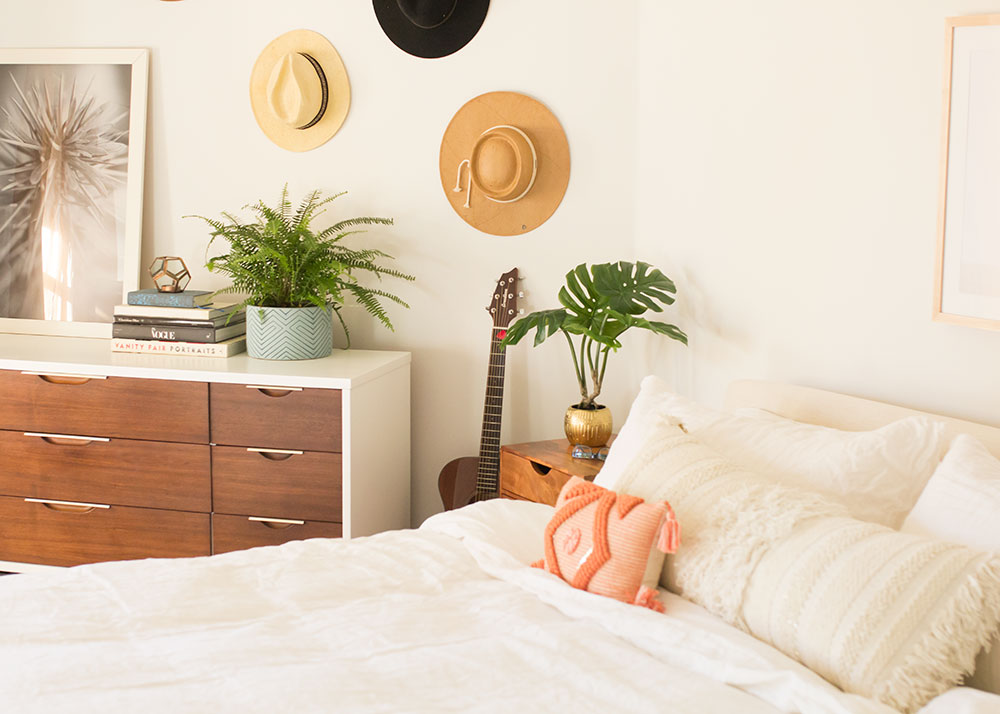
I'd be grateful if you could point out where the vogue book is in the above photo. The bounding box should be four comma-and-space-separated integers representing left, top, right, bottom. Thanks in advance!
111, 322, 246, 344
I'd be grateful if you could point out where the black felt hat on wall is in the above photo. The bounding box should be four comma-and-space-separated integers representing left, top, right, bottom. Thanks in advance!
373, 0, 490, 59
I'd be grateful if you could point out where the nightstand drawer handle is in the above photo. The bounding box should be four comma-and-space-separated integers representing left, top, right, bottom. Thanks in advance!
25, 432, 110, 446
22, 372, 106, 385
248, 516, 305, 529
529, 460, 552, 476
246, 447, 302, 461
246, 385, 302, 398
25, 498, 110, 513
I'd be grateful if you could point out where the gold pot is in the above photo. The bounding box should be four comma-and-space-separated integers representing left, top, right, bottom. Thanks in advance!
564, 404, 612, 447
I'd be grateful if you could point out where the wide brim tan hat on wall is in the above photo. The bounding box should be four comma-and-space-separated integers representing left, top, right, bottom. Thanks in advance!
440, 91, 570, 236
250, 29, 351, 152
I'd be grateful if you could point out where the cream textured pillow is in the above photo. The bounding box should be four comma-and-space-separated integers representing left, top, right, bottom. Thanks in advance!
742, 516, 1000, 713
597, 376, 948, 528
605, 422, 1000, 714
901, 434, 1000, 695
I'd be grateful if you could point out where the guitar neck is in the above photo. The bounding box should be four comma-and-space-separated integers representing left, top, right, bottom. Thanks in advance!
475, 329, 507, 499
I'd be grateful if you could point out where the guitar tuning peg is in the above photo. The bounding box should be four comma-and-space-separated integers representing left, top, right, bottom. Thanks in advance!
518, 308, 525, 315
517, 291, 525, 299
517, 276, 525, 281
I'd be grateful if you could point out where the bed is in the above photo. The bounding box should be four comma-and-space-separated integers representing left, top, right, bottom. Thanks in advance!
1, 380, 998, 714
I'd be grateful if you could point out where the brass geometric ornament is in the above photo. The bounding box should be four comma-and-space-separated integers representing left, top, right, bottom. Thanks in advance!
149, 256, 191, 293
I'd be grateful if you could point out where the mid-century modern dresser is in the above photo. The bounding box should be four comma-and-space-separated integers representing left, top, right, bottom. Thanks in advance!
0, 333, 410, 572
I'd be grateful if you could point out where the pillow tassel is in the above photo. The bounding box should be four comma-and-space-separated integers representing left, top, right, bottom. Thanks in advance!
657, 504, 681, 554
633, 585, 665, 613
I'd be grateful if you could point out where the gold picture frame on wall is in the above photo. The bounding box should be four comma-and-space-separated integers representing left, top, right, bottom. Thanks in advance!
935, 15, 1000, 330
0, 48, 148, 338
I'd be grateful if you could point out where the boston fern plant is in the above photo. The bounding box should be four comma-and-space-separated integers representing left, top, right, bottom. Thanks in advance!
189, 187, 414, 347
501, 261, 687, 408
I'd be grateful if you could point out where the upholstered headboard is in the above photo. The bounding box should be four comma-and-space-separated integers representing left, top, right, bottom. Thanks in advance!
725, 380, 1000, 458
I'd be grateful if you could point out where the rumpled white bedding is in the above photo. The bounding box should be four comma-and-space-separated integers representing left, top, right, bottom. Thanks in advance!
0, 500, 994, 714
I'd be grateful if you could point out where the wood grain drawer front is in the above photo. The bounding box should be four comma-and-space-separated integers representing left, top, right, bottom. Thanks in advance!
212, 446, 342, 522
0, 371, 208, 443
210, 383, 342, 452
0, 430, 210, 512
0, 496, 210, 567
212, 514, 342, 555
500, 451, 573, 507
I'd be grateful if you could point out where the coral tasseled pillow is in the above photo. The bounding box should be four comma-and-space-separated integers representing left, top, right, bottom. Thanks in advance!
533, 476, 679, 611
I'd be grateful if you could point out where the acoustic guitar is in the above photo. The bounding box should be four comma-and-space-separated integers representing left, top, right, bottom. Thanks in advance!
438, 268, 520, 510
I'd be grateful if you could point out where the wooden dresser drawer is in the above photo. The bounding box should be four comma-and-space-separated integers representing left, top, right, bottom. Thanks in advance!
0, 430, 210, 512
0, 495, 210, 567
500, 450, 574, 506
0, 370, 208, 443
210, 383, 342, 452
212, 446, 342, 522
499, 439, 609, 507
212, 513, 342, 554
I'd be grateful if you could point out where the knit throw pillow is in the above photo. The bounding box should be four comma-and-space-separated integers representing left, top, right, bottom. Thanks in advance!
603, 419, 1000, 713
532, 477, 679, 612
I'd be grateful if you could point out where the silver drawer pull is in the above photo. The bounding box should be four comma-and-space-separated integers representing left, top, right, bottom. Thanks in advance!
246, 385, 302, 392
25, 498, 111, 510
24, 432, 111, 443
246, 447, 303, 456
21, 371, 107, 379
22, 372, 107, 385
248, 516, 305, 526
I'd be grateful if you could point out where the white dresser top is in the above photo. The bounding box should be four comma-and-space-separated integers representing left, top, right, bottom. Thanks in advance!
0, 333, 410, 390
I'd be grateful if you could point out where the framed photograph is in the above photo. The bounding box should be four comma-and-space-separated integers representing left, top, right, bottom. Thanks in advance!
936, 16, 1000, 329
0, 48, 148, 338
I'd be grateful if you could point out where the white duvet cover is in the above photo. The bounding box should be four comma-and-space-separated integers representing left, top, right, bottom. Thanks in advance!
0, 500, 993, 714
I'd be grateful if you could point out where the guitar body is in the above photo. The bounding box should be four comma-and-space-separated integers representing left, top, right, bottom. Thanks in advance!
437, 456, 480, 511
437, 268, 520, 511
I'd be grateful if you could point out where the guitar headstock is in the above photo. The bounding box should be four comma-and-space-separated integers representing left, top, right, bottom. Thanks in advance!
488, 268, 520, 330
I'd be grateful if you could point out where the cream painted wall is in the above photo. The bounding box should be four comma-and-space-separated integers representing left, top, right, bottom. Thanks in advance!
0, 0, 642, 526
635, 0, 1000, 427
7, 1, 993, 528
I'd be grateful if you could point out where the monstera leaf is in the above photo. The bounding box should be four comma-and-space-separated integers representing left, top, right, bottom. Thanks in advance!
501, 308, 567, 347
500, 260, 687, 407
591, 261, 676, 315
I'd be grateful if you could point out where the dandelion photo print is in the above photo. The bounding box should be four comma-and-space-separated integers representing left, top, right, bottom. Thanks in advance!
0, 49, 147, 336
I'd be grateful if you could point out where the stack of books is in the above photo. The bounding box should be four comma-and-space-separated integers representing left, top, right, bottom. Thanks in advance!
111, 289, 247, 357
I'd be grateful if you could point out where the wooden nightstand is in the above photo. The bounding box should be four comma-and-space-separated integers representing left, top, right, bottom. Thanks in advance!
500, 438, 609, 506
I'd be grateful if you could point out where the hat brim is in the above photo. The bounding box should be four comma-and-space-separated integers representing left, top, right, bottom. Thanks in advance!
373, 0, 490, 59
439, 91, 570, 236
250, 29, 351, 152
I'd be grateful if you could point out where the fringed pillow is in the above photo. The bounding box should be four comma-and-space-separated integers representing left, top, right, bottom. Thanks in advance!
533, 477, 679, 612
603, 420, 1000, 714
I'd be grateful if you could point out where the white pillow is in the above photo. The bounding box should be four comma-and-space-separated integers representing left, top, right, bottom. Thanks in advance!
901, 434, 1000, 695
597, 376, 948, 528
606, 421, 1000, 714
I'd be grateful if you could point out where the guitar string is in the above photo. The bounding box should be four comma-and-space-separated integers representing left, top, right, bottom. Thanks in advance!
476, 328, 506, 501
476, 286, 512, 502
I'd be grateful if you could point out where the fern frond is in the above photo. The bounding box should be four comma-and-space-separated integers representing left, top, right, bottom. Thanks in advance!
186, 188, 413, 347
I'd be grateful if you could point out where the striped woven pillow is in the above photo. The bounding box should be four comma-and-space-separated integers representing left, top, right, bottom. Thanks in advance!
533, 477, 679, 611
605, 420, 1000, 713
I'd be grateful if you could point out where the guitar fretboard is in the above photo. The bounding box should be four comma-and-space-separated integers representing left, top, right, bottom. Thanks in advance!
474, 327, 507, 501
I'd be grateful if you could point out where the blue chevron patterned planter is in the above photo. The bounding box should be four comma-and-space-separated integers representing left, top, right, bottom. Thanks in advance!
246, 305, 334, 361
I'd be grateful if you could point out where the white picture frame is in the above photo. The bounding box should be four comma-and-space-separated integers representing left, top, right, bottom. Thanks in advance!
935, 16, 1000, 330
0, 48, 148, 338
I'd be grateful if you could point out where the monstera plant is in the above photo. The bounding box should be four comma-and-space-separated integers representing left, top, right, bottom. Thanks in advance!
501, 261, 687, 446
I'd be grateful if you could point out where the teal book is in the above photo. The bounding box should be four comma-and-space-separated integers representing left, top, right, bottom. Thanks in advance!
127, 289, 213, 308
